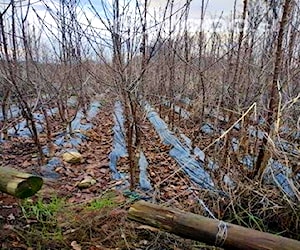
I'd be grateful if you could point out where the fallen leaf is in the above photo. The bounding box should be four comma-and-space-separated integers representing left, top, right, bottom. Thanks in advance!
7, 213, 15, 221
136, 225, 160, 232
71, 241, 82, 250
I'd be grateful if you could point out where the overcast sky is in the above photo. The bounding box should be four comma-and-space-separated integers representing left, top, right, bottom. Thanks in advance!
0, 0, 244, 45
199, 0, 243, 14
0, 0, 243, 19
149, 0, 243, 17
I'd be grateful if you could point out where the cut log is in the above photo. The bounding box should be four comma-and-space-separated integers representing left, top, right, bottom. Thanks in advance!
0, 167, 43, 198
128, 201, 300, 250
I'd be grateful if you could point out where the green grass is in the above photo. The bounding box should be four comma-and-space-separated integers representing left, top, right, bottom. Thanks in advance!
19, 195, 66, 248
21, 195, 65, 223
87, 192, 117, 210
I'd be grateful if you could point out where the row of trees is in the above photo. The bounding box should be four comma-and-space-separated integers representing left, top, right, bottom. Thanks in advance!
0, 0, 299, 188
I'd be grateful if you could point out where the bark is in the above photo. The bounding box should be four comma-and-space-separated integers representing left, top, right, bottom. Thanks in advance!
128, 201, 300, 250
0, 167, 43, 198
253, 0, 293, 179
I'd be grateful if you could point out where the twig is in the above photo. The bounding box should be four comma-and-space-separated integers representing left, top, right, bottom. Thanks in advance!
203, 103, 256, 152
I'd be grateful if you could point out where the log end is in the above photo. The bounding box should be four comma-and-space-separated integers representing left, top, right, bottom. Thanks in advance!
9, 176, 44, 199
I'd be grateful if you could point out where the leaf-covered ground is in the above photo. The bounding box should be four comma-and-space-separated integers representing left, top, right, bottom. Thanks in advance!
0, 98, 215, 249
0, 97, 299, 249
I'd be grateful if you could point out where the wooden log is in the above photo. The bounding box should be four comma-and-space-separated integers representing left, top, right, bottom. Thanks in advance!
128, 200, 300, 250
0, 167, 43, 198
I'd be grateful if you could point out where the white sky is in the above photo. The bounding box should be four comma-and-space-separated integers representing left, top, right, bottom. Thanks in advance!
0, 0, 244, 25
0, 0, 244, 52
149, 0, 243, 16
146, 0, 244, 34
0, 0, 242, 18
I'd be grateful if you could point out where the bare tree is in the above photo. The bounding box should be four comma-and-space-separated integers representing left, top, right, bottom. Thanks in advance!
253, 0, 294, 179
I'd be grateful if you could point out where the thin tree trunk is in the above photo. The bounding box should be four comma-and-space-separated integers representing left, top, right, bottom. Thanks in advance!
253, 0, 293, 179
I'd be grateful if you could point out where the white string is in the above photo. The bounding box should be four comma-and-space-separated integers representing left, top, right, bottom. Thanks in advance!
215, 220, 228, 247
196, 197, 216, 219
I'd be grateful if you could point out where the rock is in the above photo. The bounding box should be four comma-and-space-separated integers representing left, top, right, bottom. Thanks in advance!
62, 151, 83, 164
77, 176, 96, 189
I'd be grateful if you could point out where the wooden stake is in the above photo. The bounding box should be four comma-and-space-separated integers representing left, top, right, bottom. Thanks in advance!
128, 201, 300, 250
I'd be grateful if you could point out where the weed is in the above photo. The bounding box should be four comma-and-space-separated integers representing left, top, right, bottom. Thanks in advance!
18, 195, 66, 248
20, 195, 64, 223
87, 192, 117, 210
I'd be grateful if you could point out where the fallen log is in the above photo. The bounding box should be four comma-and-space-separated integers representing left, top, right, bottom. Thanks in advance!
0, 167, 43, 198
128, 200, 300, 250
